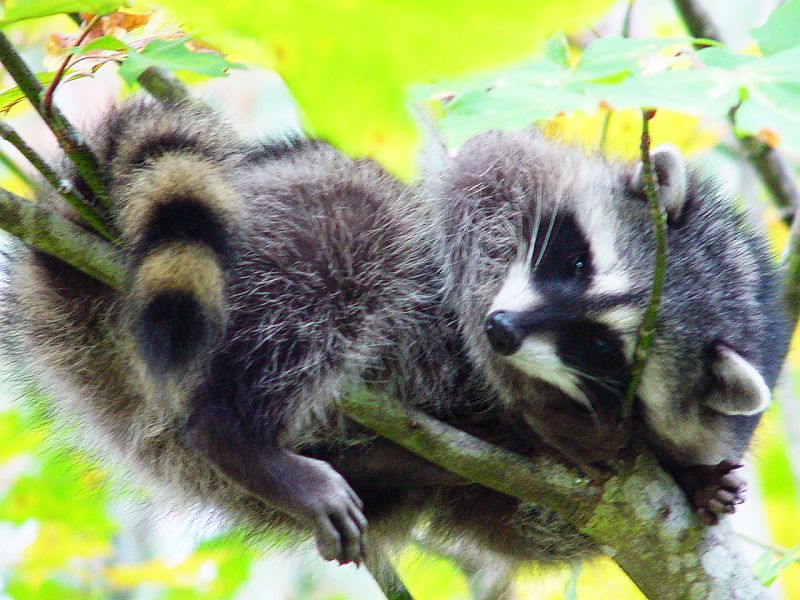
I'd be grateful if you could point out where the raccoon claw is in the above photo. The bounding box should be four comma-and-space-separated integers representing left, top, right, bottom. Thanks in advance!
306, 464, 367, 565
669, 460, 747, 526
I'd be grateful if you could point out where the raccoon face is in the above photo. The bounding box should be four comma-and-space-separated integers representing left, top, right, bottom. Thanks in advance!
433, 129, 785, 466
482, 205, 638, 464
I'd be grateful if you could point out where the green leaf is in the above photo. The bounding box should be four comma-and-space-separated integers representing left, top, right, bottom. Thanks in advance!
543, 32, 570, 68
0, 72, 58, 112
117, 38, 243, 85
574, 36, 691, 83
752, 546, 800, 586
70, 34, 128, 55
751, 0, 800, 56
587, 68, 739, 117
0, 71, 90, 112
1, 0, 119, 24
696, 46, 755, 69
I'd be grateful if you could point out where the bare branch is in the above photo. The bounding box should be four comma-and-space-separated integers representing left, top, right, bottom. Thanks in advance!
738, 135, 800, 216
0, 121, 113, 240
672, 0, 724, 43
341, 391, 769, 600
782, 219, 800, 323
136, 66, 192, 105
0, 187, 124, 289
0, 31, 111, 213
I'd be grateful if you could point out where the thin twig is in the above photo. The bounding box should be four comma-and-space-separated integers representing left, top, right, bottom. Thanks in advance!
136, 66, 192, 105
622, 0, 636, 38
782, 217, 800, 323
598, 109, 612, 152
42, 15, 102, 115
622, 110, 668, 419
672, 0, 723, 44
0, 121, 113, 240
0, 147, 34, 188
673, 0, 800, 217
0, 30, 111, 213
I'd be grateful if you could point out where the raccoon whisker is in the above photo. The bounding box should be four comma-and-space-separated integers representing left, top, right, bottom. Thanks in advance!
532, 178, 568, 276
531, 206, 557, 276
525, 187, 543, 267
560, 362, 625, 398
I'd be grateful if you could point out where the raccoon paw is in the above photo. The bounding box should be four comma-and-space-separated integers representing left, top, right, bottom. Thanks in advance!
300, 460, 368, 565
670, 460, 746, 526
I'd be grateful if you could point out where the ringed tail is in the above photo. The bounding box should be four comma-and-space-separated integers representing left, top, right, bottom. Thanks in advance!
104, 99, 243, 377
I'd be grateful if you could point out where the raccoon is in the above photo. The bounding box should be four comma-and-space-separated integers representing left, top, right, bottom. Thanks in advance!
2, 97, 601, 576
426, 128, 792, 524
0, 96, 493, 566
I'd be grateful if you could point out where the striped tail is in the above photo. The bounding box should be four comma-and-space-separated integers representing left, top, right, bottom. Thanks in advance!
103, 98, 243, 378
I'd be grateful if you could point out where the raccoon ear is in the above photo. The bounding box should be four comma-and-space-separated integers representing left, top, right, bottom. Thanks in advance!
703, 344, 771, 416
629, 145, 688, 222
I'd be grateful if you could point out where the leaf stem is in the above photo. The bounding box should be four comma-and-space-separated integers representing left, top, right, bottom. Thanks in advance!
622, 109, 668, 419
42, 15, 102, 115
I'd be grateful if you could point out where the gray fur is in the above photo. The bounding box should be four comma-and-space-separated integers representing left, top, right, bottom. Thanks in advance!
0, 98, 592, 569
425, 127, 790, 475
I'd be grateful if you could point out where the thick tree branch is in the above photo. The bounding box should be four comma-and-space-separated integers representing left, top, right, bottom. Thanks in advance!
341, 392, 768, 600
0, 187, 124, 288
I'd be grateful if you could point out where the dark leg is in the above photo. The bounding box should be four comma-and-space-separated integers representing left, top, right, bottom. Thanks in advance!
306, 412, 535, 490
309, 437, 467, 489
183, 407, 367, 564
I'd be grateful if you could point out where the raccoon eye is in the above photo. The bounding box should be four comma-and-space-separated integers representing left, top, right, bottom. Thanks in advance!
567, 252, 590, 280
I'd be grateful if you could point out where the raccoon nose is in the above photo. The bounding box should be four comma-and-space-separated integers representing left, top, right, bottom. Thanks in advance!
485, 311, 523, 355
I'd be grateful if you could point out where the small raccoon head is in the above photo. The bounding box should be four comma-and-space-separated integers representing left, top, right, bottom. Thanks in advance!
430, 129, 785, 466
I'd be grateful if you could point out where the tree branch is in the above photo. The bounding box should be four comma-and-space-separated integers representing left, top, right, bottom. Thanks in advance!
0, 121, 113, 240
671, 0, 723, 42
0, 31, 111, 214
136, 66, 192, 105
672, 0, 800, 217
341, 392, 768, 600
782, 217, 800, 323
0, 187, 124, 289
